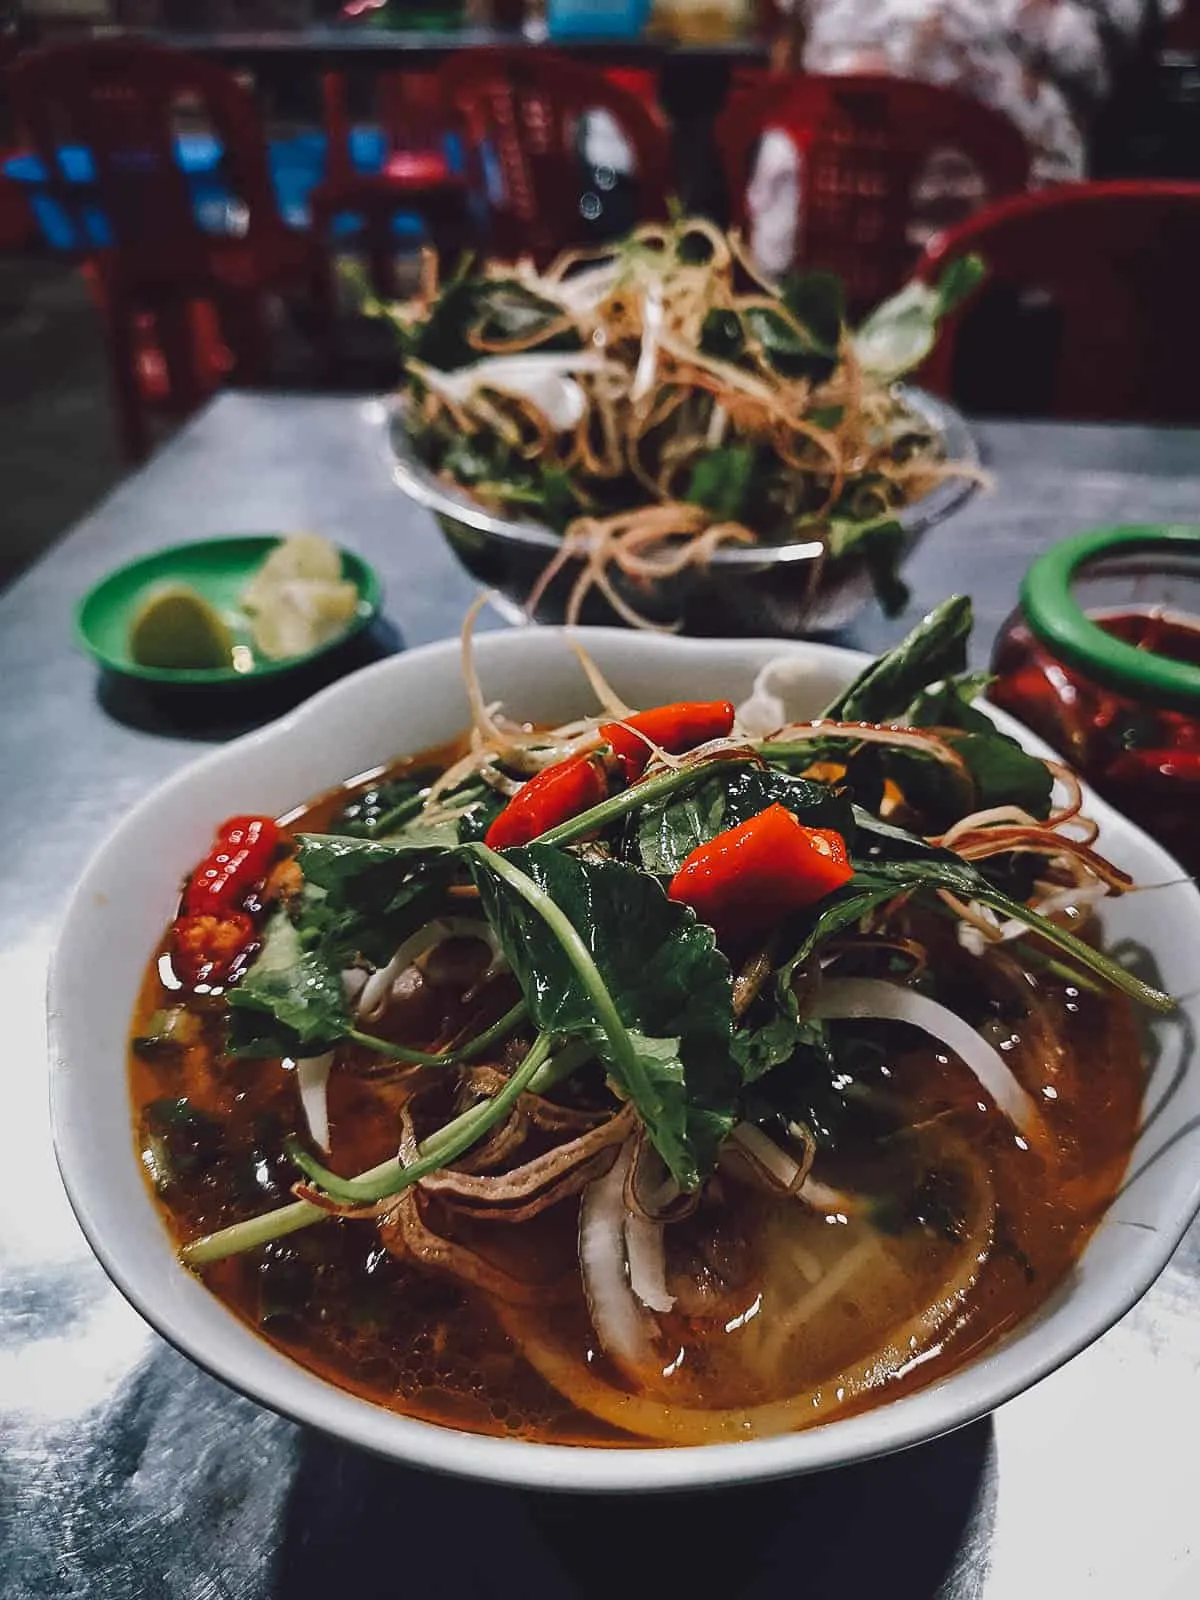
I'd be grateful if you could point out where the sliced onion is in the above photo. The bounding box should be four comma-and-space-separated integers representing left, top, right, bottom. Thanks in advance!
731, 1122, 801, 1189
293, 1052, 335, 1152
806, 976, 1042, 1140
624, 1214, 675, 1313
735, 655, 813, 738
341, 967, 368, 1006
415, 352, 617, 432
579, 1142, 660, 1373
357, 918, 504, 1023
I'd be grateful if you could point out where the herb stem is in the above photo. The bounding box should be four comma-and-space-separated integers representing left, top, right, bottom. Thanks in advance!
288, 1030, 554, 1202
347, 999, 526, 1067
367, 788, 429, 837
534, 758, 751, 848
972, 888, 1173, 1013
467, 842, 661, 1123
181, 1031, 555, 1264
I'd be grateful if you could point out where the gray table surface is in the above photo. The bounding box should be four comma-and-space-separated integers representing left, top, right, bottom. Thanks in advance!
4, 392, 1200, 1600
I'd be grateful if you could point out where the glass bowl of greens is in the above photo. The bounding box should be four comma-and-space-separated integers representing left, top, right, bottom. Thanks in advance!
380, 219, 983, 634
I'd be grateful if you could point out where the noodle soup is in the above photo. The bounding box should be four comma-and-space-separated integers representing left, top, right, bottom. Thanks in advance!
127, 600, 1163, 1447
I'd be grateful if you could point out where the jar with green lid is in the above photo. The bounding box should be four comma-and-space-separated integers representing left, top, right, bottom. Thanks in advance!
990, 525, 1200, 876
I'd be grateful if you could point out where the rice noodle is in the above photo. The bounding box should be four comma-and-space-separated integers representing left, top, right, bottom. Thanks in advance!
805, 976, 1043, 1140
578, 1142, 661, 1376
294, 1052, 335, 1152
495, 1142, 996, 1442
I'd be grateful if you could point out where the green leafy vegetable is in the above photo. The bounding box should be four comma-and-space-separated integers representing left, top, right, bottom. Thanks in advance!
779, 269, 844, 359
684, 443, 757, 521
330, 770, 440, 838
226, 906, 351, 1058
410, 277, 579, 373
140, 1097, 222, 1191
469, 843, 738, 1188
826, 516, 910, 616
775, 844, 1171, 1014
636, 768, 854, 876
296, 833, 459, 967
823, 595, 973, 722
903, 674, 1053, 818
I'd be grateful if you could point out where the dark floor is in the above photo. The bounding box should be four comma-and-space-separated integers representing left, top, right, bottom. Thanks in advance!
0, 253, 127, 590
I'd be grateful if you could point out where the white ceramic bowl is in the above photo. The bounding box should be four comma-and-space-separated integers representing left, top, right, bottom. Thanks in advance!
48, 628, 1200, 1493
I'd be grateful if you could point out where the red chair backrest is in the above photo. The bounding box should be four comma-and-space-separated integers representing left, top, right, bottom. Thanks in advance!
437, 48, 672, 263
5, 39, 281, 278
916, 181, 1200, 424
719, 73, 1031, 310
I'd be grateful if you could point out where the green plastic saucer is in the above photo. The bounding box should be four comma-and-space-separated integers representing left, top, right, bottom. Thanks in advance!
77, 535, 383, 687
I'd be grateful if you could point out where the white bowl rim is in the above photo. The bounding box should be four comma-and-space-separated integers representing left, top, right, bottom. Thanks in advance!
47, 625, 1200, 1494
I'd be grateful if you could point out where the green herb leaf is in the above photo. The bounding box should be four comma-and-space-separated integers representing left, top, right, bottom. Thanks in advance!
823, 596, 973, 722
903, 675, 1053, 818
778, 269, 844, 357
469, 844, 738, 1188
933, 254, 987, 316
699, 307, 745, 363
826, 516, 910, 617
776, 844, 1172, 1014
296, 833, 458, 966
683, 443, 757, 521
732, 1003, 827, 1085
945, 731, 1053, 817
411, 277, 578, 372
227, 905, 352, 1057
637, 768, 854, 876
329, 770, 439, 839
744, 306, 831, 380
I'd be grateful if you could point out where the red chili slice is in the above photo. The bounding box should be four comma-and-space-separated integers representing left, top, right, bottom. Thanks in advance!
183, 815, 281, 916
485, 755, 608, 850
601, 700, 736, 782
171, 911, 257, 987
668, 803, 853, 942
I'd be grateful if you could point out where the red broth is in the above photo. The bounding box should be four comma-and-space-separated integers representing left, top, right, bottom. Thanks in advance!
128, 759, 1146, 1448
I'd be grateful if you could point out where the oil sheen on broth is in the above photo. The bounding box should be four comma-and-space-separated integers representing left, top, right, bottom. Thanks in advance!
128, 751, 1145, 1449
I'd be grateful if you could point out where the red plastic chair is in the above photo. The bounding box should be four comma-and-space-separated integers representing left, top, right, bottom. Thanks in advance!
718, 74, 1031, 311
915, 181, 1200, 424
1166, 0, 1200, 51
5, 40, 315, 459
437, 48, 673, 265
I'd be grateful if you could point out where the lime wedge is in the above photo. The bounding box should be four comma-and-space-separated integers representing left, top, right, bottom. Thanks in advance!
128, 584, 234, 670
241, 533, 342, 612
249, 579, 360, 661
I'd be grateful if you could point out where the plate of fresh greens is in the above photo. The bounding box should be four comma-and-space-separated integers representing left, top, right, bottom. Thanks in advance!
377, 217, 984, 634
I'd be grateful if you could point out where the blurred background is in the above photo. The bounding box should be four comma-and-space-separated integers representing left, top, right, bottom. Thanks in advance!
2, 0, 1198, 589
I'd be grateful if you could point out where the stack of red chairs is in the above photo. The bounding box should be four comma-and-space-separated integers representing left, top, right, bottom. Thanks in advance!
5, 39, 317, 460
